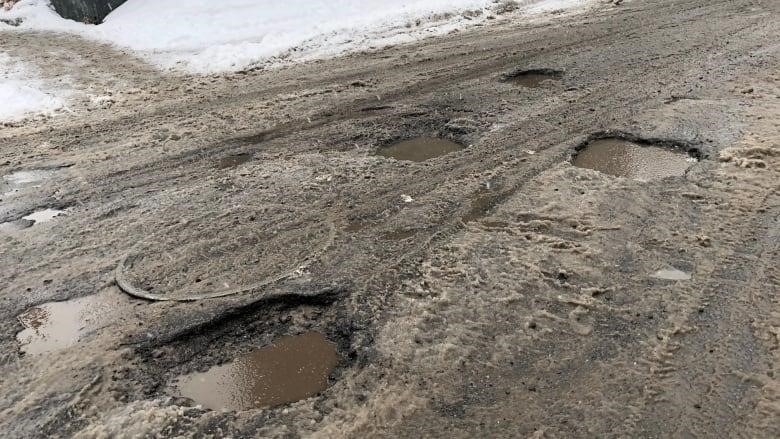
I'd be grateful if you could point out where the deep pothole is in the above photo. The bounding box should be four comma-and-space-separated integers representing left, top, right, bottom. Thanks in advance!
376, 137, 465, 162
501, 68, 563, 88
173, 331, 339, 411
573, 137, 698, 180
114, 289, 357, 414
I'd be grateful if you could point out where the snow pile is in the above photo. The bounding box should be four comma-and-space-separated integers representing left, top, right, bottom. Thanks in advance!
0, 52, 65, 122
1, 0, 590, 74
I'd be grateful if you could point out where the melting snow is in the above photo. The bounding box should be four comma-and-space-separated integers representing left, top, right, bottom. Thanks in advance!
0, 52, 65, 121
1, 0, 590, 74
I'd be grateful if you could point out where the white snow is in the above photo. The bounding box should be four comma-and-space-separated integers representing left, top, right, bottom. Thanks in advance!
0, 52, 65, 121
1, 0, 590, 74
23, 208, 64, 223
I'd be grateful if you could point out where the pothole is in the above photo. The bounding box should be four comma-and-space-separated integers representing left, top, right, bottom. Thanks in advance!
173, 331, 339, 411
501, 69, 563, 88
650, 268, 692, 281
376, 137, 465, 162
216, 153, 252, 169
573, 138, 697, 180
16, 289, 124, 355
116, 205, 335, 300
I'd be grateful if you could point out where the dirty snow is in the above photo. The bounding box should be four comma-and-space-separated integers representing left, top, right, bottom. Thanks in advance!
0, 52, 65, 121
0, 0, 589, 74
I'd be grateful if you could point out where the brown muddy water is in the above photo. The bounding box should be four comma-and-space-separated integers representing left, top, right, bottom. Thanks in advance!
175, 332, 339, 411
16, 290, 120, 355
217, 153, 252, 169
573, 138, 695, 180
377, 137, 464, 162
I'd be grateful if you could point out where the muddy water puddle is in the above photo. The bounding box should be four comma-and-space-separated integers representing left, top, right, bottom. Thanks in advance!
175, 332, 339, 411
574, 138, 695, 180
16, 290, 121, 355
377, 137, 464, 162
217, 153, 252, 169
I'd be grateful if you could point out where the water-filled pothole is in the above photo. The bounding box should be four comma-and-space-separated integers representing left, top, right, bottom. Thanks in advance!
174, 332, 339, 411
376, 137, 465, 162
216, 153, 252, 169
573, 138, 696, 180
16, 290, 123, 355
501, 69, 563, 88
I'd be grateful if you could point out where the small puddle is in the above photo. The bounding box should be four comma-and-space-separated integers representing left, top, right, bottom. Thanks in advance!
502, 69, 562, 88
377, 137, 464, 162
16, 291, 120, 355
573, 138, 695, 180
175, 332, 339, 411
23, 208, 64, 224
651, 268, 692, 281
217, 153, 252, 169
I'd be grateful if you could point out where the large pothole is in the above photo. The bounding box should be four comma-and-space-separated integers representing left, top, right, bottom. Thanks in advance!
376, 136, 465, 162
111, 287, 357, 414
573, 137, 698, 180
173, 331, 340, 411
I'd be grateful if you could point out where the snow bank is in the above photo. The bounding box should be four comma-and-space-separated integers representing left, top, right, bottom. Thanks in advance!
1, 0, 590, 74
0, 52, 65, 122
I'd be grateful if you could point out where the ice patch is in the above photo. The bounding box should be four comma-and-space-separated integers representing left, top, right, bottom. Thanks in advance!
650, 268, 691, 281
0, 52, 65, 121
23, 208, 64, 223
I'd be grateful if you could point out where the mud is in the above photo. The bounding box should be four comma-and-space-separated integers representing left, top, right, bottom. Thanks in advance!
1, 0, 779, 437
376, 137, 465, 162
573, 138, 694, 179
175, 332, 339, 411
216, 153, 252, 169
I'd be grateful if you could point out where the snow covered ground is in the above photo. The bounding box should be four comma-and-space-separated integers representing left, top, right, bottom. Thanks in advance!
0, 51, 66, 122
0, 0, 590, 74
